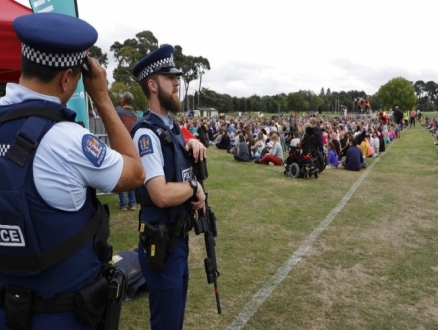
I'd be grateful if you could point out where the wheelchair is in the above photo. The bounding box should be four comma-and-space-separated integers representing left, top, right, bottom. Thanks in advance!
283, 135, 326, 179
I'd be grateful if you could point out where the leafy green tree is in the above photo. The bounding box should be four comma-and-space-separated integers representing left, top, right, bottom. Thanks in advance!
287, 92, 306, 112
109, 81, 148, 110
239, 97, 247, 113
110, 31, 158, 84
378, 77, 417, 111
232, 97, 240, 112
180, 55, 199, 111
422, 100, 437, 112
195, 56, 211, 108
319, 87, 325, 96
424, 81, 437, 103
413, 80, 425, 99
370, 93, 380, 110
88, 46, 109, 68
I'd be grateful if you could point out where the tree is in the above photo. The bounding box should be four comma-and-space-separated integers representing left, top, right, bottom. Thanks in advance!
424, 81, 437, 103
370, 93, 380, 110
378, 77, 417, 111
413, 80, 425, 99
319, 87, 325, 97
422, 100, 437, 112
180, 55, 199, 111
287, 92, 306, 112
195, 56, 211, 108
109, 81, 148, 110
326, 88, 331, 96
88, 46, 109, 68
110, 31, 158, 84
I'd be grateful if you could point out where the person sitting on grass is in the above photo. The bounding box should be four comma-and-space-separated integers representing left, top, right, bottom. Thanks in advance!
214, 127, 230, 150
251, 131, 266, 160
255, 133, 284, 165
326, 142, 339, 168
342, 139, 366, 171
370, 131, 380, 157
234, 134, 250, 162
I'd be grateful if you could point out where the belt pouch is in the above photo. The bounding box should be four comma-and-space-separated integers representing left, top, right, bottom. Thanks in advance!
75, 276, 108, 325
148, 223, 168, 270
4, 286, 32, 330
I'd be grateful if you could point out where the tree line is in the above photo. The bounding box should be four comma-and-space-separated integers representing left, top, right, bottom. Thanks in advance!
0, 27, 433, 115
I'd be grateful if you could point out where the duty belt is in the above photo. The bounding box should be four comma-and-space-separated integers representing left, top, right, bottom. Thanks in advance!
0, 287, 76, 313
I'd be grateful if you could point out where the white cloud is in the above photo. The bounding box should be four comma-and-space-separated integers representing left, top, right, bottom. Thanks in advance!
15, 0, 438, 98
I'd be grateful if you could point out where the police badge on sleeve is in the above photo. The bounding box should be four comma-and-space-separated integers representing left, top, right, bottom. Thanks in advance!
82, 134, 107, 167
138, 134, 153, 156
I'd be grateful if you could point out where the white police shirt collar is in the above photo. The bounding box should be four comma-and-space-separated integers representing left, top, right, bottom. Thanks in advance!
0, 83, 61, 106
149, 109, 174, 129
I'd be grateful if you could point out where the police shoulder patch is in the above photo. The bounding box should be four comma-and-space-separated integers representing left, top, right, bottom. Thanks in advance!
82, 134, 107, 167
138, 134, 154, 157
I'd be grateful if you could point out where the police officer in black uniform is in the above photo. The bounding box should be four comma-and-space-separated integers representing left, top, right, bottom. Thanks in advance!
0, 13, 145, 330
131, 45, 207, 330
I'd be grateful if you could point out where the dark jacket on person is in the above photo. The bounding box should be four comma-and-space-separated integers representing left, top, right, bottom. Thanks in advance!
216, 134, 230, 150
344, 146, 363, 171
197, 125, 209, 148
234, 142, 250, 162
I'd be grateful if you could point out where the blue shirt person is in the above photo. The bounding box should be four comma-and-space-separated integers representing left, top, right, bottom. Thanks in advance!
0, 13, 144, 329
132, 45, 206, 330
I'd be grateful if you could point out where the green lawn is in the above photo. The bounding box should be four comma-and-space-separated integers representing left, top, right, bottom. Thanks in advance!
100, 124, 438, 329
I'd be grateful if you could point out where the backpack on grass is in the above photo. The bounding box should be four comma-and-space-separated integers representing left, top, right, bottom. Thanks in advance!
112, 249, 147, 301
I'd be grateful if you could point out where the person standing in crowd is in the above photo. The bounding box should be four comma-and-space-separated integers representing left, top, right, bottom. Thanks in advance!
0, 13, 145, 329
117, 92, 138, 211
410, 109, 416, 127
131, 45, 207, 330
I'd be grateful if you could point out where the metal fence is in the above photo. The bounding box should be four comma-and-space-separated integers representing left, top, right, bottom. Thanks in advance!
89, 117, 109, 145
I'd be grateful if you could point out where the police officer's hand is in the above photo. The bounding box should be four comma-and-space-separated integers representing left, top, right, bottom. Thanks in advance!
191, 183, 206, 213
82, 56, 110, 105
186, 138, 206, 163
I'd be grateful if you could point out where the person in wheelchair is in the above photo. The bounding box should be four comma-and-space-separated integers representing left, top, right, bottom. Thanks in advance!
284, 126, 322, 178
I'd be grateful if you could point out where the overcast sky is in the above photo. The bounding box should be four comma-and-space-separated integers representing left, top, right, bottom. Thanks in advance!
16, 0, 438, 98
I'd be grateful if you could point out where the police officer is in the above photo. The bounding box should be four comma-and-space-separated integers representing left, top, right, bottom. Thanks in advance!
131, 45, 206, 330
0, 13, 145, 330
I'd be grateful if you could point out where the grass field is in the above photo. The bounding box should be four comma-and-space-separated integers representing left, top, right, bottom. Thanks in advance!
100, 123, 438, 329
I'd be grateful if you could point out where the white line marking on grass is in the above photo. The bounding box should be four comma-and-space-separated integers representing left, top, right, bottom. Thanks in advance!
225, 142, 393, 330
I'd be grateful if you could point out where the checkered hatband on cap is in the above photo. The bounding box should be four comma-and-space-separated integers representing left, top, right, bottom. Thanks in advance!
138, 57, 174, 82
22, 43, 86, 68
0, 144, 10, 157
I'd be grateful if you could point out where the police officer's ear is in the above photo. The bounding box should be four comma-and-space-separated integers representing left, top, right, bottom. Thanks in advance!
147, 77, 158, 94
57, 68, 80, 104
58, 67, 81, 91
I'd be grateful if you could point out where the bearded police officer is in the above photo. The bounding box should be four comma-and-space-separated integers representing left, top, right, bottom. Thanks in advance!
131, 45, 206, 330
0, 13, 145, 330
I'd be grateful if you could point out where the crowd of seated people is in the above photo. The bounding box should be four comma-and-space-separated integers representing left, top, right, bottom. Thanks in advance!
178, 109, 408, 171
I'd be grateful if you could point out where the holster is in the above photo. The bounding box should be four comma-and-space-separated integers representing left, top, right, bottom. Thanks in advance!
98, 265, 126, 330
139, 221, 168, 270
4, 286, 32, 330
75, 276, 108, 326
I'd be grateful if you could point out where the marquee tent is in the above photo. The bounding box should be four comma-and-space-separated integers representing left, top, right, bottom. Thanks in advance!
0, 0, 32, 84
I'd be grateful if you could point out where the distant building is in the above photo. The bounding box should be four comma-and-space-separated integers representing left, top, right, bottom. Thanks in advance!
196, 107, 219, 118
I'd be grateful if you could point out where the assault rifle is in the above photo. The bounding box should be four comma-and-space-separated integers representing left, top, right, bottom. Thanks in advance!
192, 159, 221, 314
